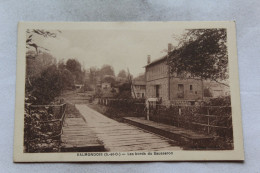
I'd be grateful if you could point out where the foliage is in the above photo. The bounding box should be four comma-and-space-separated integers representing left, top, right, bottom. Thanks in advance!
26, 29, 61, 57
98, 98, 146, 119
66, 59, 85, 84
31, 65, 63, 104
168, 29, 228, 86
89, 67, 99, 84
102, 75, 116, 85
59, 68, 74, 90
66, 103, 82, 118
115, 83, 132, 98
24, 99, 65, 152
26, 51, 56, 79
204, 96, 231, 106
100, 64, 115, 77
117, 70, 127, 78
83, 82, 94, 91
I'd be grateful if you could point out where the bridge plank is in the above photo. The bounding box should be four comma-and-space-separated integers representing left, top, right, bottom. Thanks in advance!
61, 117, 105, 152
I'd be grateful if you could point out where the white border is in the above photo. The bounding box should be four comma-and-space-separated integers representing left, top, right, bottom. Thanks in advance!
13, 21, 244, 162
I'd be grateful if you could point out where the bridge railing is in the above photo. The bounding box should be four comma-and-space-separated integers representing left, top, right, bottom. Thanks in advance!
25, 103, 66, 152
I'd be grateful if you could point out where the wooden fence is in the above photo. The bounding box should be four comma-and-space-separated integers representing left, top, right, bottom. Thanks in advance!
98, 98, 232, 137
98, 98, 146, 117
25, 103, 67, 152
148, 104, 232, 136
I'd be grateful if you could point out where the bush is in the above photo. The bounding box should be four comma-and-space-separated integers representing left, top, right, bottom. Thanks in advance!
204, 96, 231, 106
24, 103, 65, 152
31, 65, 62, 104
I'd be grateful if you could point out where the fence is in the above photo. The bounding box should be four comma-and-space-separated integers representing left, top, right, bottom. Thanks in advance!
98, 98, 232, 137
98, 98, 146, 117
149, 104, 232, 137
25, 103, 67, 152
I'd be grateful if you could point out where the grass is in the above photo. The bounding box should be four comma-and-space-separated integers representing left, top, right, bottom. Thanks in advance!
65, 102, 83, 118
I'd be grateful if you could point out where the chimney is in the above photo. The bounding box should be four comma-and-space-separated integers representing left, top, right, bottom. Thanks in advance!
168, 43, 173, 53
147, 55, 151, 64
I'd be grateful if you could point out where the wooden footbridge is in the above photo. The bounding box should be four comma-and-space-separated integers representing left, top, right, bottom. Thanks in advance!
60, 117, 105, 152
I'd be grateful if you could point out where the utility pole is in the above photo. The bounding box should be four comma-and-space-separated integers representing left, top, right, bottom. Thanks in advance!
127, 68, 136, 99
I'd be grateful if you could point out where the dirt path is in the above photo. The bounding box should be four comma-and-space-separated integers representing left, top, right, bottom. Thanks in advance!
76, 104, 181, 152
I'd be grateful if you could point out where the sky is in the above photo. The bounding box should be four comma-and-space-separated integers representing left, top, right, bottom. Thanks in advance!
31, 25, 185, 77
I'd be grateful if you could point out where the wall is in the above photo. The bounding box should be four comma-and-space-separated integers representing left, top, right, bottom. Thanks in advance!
170, 77, 203, 101
145, 60, 203, 104
146, 61, 170, 104
146, 61, 168, 81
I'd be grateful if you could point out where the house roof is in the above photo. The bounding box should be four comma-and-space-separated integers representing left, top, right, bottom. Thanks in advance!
144, 55, 167, 68
132, 80, 146, 85
132, 74, 146, 85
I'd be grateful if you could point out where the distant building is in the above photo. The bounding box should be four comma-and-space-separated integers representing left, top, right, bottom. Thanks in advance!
101, 82, 111, 90
131, 80, 146, 99
203, 80, 230, 98
75, 84, 84, 89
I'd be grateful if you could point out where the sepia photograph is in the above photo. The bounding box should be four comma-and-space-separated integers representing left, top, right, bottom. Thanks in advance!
14, 22, 244, 162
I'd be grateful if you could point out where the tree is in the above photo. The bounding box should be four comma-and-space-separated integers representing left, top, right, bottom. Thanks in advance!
102, 75, 116, 86
26, 29, 61, 57
31, 65, 63, 104
26, 51, 56, 79
116, 83, 132, 99
89, 67, 99, 85
66, 59, 82, 73
60, 69, 74, 90
100, 64, 115, 78
66, 59, 85, 84
167, 29, 229, 86
117, 70, 127, 78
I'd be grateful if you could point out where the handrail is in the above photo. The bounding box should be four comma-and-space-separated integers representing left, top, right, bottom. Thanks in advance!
29, 103, 66, 108
27, 103, 67, 144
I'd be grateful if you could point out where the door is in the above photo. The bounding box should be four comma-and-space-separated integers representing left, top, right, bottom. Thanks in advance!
177, 84, 184, 98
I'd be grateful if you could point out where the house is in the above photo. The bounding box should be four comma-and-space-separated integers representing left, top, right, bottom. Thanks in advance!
145, 43, 203, 106
203, 80, 230, 98
101, 82, 111, 90
131, 74, 146, 99
132, 80, 146, 99
75, 84, 84, 89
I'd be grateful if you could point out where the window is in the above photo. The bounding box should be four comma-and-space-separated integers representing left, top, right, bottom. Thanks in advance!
190, 85, 193, 93
155, 85, 160, 97
142, 93, 145, 98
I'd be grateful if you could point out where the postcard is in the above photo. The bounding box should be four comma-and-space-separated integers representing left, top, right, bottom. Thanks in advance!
14, 21, 244, 162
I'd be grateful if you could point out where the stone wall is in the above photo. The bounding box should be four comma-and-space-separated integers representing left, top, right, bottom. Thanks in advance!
169, 77, 203, 101
146, 78, 169, 104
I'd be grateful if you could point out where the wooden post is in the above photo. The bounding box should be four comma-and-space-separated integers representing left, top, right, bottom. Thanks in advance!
207, 107, 210, 134
178, 107, 181, 127
147, 101, 150, 121
59, 105, 63, 119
